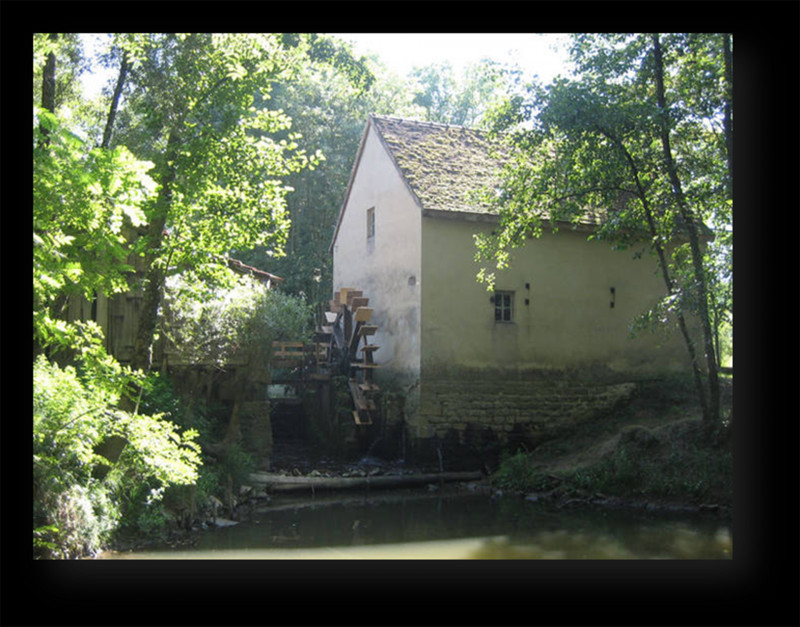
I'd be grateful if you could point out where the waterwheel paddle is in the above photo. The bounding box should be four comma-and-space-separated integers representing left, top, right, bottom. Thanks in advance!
319, 288, 380, 426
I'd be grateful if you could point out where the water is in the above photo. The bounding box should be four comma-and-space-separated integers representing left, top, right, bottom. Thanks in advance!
102, 489, 732, 560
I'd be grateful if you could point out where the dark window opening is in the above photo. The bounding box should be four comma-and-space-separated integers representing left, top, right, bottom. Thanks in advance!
367, 207, 375, 240
494, 291, 514, 322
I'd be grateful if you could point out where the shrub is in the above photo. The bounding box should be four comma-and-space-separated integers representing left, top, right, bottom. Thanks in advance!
159, 273, 313, 369
567, 445, 644, 494
493, 448, 556, 492
218, 444, 257, 489
33, 356, 202, 558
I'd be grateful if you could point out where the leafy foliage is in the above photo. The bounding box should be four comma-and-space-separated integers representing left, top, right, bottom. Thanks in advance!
159, 274, 313, 368
409, 59, 524, 127
493, 449, 557, 493
33, 107, 157, 353
80, 32, 376, 371
235, 55, 402, 310
33, 356, 201, 558
476, 33, 732, 421
33, 33, 89, 112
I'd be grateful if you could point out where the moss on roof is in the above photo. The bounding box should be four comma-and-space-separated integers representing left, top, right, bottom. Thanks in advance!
371, 115, 503, 215
364, 115, 711, 240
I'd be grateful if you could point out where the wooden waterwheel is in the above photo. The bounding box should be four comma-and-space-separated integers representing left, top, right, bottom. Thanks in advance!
317, 287, 380, 426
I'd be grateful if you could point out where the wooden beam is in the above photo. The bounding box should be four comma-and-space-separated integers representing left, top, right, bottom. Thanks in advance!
354, 307, 373, 322
248, 471, 485, 492
338, 287, 355, 305
352, 410, 373, 425
306, 373, 330, 381
348, 378, 376, 410
345, 290, 363, 306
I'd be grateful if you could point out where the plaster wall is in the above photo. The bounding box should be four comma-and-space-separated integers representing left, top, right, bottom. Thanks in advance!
332, 124, 422, 386
404, 214, 698, 449
419, 214, 691, 379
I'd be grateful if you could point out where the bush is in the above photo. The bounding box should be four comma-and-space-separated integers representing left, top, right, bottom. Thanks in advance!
491, 418, 732, 507
34, 483, 118, 559
563, 422, 732, 503
218, 444, 256, 489
33, 356, 202, 558
568, 445, 643, 494
493, 448, 556, 493
159, 273, 313, 369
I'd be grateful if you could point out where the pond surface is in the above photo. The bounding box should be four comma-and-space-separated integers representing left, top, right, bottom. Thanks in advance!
103, 489, 732, 560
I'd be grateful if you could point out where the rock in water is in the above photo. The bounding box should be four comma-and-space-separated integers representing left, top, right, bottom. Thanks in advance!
213, 518, 239, 528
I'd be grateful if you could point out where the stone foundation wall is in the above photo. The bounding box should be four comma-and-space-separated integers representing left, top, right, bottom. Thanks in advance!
403, 374, 638, 468
419, 378, 637, 439
240, 401, 273, 466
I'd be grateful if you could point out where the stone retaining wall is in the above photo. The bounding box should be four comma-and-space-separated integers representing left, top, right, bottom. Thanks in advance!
240, 401, 273, 466
400, 374, 638, 468
419, 379, 637, 439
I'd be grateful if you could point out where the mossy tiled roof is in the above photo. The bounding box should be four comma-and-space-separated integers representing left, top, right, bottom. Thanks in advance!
335, 115, 707, 248
370, 115, 503, 215
369, 115, 620, 229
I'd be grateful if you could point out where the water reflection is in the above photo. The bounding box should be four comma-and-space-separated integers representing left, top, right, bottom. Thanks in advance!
469, 523, 732, 559
103, 491, 732, 560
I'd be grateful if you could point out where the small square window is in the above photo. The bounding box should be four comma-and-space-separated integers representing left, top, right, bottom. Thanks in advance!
367, 207, 375, 240
494, 291, 514, 322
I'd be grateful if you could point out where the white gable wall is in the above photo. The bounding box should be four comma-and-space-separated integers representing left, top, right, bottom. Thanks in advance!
332, 123, 422, 385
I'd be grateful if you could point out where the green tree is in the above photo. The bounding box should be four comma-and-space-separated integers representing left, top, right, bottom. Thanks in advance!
33, 35, 204, 557
33, 354, 201, 558
99, 34, 307, 373
410, 59, 522, 127
33, 108, 156, 356
72, 34, 364, 376
234, 45, 407, 317
33, 33, 87, 114
159, 274, 312, 449
476, 33, 731, 423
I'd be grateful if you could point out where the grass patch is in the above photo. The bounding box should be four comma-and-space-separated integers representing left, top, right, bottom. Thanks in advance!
492, 377, 733, 507
565, 421, 732, 504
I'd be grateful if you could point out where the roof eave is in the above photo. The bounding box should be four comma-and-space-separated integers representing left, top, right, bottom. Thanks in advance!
369, 116, 426, 214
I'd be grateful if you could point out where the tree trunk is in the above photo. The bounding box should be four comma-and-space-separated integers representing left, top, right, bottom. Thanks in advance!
651, 34, 720, 423
129, 129, 182, 374
101, 50, 129, 150
39, 33, 58, 142
722, 34, 733, 196
36, 33, 63, 358
223, 368, 249, 449
606, 131, 709, 420
248, 471, 484, 493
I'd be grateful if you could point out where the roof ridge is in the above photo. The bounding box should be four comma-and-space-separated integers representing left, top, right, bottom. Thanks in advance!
369, 112, 479, 133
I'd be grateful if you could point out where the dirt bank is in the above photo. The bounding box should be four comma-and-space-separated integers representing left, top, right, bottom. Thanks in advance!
491, 377, 733, 516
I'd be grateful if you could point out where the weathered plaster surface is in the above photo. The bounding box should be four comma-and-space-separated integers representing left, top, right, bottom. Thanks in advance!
332, 123, 422, 387
419, 215, 690, 377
